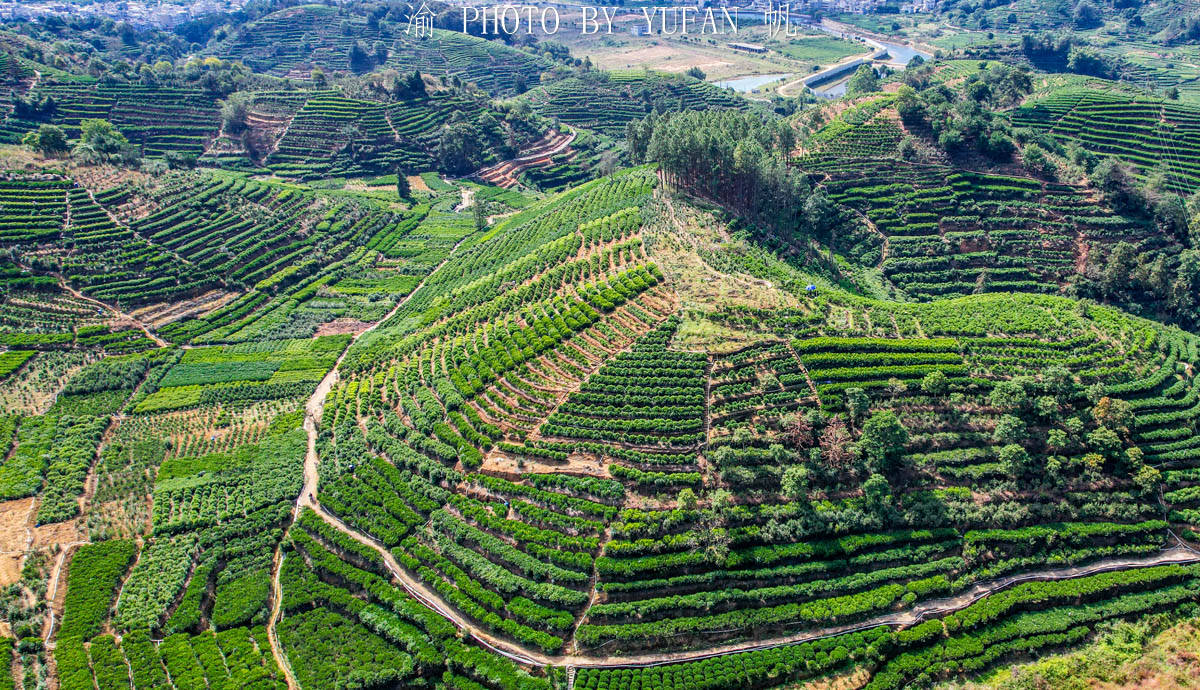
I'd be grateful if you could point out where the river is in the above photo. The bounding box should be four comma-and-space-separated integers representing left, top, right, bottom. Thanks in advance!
711, 14, 932, 99
806, 25, 931, 98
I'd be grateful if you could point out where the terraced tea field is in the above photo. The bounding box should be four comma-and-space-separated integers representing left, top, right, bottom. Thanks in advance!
1011, 86, 1200, 194
0, 6, 1198, 688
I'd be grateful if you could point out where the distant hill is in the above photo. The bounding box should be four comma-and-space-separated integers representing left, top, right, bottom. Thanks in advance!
211, 4, 550, 95
520, 71, 749, 137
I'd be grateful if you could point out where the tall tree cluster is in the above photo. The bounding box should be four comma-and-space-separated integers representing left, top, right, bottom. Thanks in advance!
628, 111, 836, 241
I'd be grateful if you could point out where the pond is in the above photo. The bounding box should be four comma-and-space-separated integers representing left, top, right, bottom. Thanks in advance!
714, 73, 792, 92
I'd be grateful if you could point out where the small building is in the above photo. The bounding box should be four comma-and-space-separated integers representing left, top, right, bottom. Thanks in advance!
728, 42, 768, 54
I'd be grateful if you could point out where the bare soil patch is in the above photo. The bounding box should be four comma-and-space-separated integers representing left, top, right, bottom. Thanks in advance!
594, 43, 735, 74
130, 289, 240, 328
0, 498, 33, 553
31, 518, 83, 551
0, 554, 22, 589
481, 449, 610, 480
315, 319, 374, 336
408, 174, 431, 193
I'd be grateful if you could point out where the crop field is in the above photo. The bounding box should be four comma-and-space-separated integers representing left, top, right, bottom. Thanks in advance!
0, 83, 220, 156
3, 4, 1200, 688
0, 171, 436, 348
796, 98, 1178, 303
523, 72, 748, 137
242, 163, 1200, 685
253, 86, 549, 180
132, 336, 347, 413
10, 151, 1200, 690
1011, 85, 1200, 194
811, 160, 1140, 300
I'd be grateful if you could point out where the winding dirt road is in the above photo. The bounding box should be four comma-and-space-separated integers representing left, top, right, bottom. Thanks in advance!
282, 497, 1200, 675
265, 236, 472, 685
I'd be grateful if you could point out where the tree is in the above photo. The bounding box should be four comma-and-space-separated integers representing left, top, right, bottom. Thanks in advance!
802, 190, 838, 241
819, 417, 853, 471
1073, 0, 1102, 28
846, 65, 880, 95
219, 92, 251, 135
999, 443, 1034, 477
845, 388, 870, 426
686, 66, 706, 80
732, 427, 754, 447
1022, 143, 1055, 177
895, 85, 925, 126
1034, 396, 1059, 419
1047, 428, 1069, 451
862, 473, 892, 517
349, 41, 371, 72
1043, 365, 1076, 403
72, 119, 139, 167
989, 379, 1027, 410
782, 413, 813, 449
472, 200, 488, 231
437, 120, 482, 174
1088, 425, 1122, 458
406, 71, 426, 96
921, 370, 948, 396
640, 109, 816, 236
396, 168, 411, 200
21, 124, 68, 155
885, 377, 908, 400
1134, 464, 1161, 494
677, 487, 697, 510
858, 411, 908, 473
1066, 45, 1107, 76
1091, 397, 1134, 433
1093, 159, 1144, 213
781, 465, 809, 500
311, 67, 328, 87
1152, 194, 1189, 242
1169, 250, 1200, 324
993, 414, 1027, 445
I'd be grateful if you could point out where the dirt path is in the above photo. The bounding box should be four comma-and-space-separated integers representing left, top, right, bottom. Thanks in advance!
53, 274, 168, 348
293, 500, 1200, 673
454, 186, 475, 213
42, 540, 89, 642
266, 236, 472, 681
1075, 230, 1090, 274
786, 342, 821, 399
266, 549, 298, 690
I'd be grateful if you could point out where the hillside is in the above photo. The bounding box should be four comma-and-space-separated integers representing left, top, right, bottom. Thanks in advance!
0, 5, 1198, 690
0, 143, 1194, 690
275, 166, 1200, 686
520, 71, 749, 137
211, 4, 550, 94
1011, 82, 1200, 195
